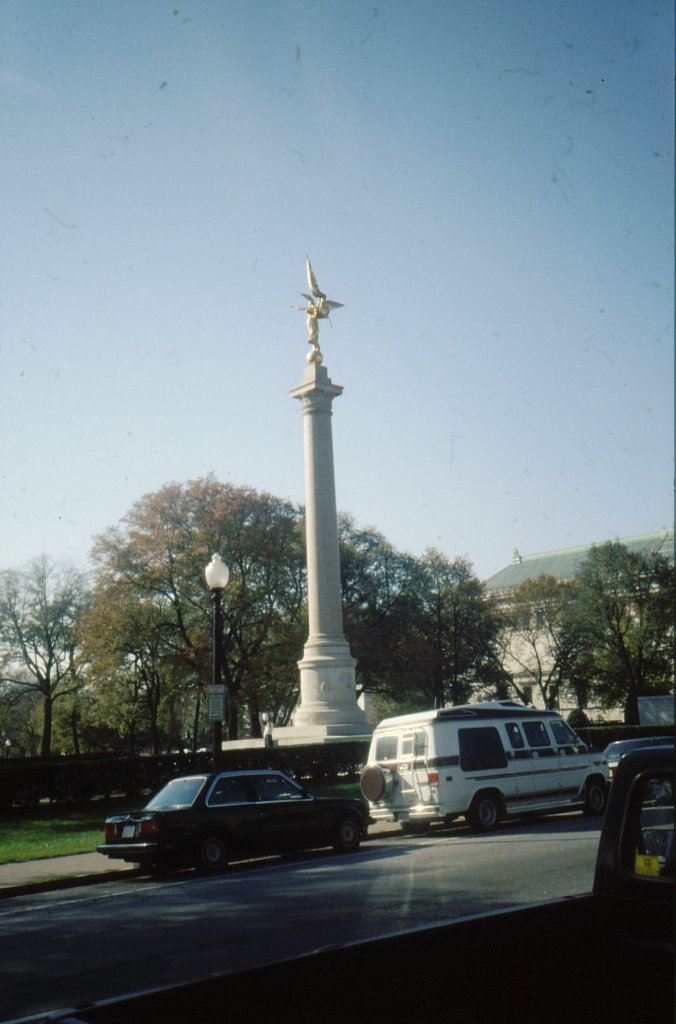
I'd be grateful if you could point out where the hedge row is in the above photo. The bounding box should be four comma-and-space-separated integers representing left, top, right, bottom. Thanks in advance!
0, 725, 672, 811
574, 724, 673, 752
0, 741, 371, 810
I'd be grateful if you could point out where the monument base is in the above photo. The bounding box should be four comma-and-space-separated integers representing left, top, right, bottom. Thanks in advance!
221, 723, 371, 751
269, 723, 372, 746
293, 635, 366, 730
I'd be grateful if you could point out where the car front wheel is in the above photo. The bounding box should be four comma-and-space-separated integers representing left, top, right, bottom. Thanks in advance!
332, 815, 361, 853
195, 835, 229, 873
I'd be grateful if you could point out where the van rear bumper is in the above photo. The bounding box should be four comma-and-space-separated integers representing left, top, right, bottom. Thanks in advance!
369, 805, 442, 823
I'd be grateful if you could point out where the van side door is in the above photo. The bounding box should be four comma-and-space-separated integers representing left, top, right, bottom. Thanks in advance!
502, 721, 535, 806
521, 719, 561, 804
548, 718, 593, 803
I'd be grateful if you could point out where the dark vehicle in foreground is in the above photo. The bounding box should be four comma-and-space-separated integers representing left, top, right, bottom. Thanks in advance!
45, 749, 674, 1023
97, 769, 370, 872
603, 734, 674, 779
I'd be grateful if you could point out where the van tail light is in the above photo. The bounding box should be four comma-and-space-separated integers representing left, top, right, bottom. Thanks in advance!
427, 771, 439, 786
103, 822, 116, 841
139, 818, 161, 836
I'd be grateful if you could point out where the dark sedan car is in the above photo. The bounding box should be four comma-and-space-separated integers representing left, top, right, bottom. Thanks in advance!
97, 769, 371, 873
604, 736, 674, 780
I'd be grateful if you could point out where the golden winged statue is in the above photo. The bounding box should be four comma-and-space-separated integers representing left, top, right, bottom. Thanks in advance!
293, 258, 344, 363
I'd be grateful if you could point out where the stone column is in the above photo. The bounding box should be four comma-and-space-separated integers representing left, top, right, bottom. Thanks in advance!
290, 362, 365, 731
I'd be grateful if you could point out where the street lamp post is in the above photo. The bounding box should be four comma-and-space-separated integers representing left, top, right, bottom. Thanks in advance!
205, 553, 229, 772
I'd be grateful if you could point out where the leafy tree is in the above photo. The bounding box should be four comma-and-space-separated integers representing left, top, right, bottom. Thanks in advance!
0, 556, 90, 756
85, 477, 306, 743
497, 575, 582, 709
569, 542, 675, 723
339, 517, 424, 705
413, 551, 503, 707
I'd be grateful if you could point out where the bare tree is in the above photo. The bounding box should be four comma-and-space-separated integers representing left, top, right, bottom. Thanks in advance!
0, 556, 90, 756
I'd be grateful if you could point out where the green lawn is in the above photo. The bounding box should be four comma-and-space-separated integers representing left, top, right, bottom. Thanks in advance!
0, 780, 362, 864
0, 799, 138, 865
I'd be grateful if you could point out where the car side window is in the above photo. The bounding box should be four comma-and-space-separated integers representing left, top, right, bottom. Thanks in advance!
522, 721, 552, 748
632, 774, 674, 879
253, 774, 305, 802
207, 777, 251, 806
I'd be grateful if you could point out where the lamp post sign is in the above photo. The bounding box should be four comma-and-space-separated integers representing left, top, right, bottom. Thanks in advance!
208, 685, 225, 722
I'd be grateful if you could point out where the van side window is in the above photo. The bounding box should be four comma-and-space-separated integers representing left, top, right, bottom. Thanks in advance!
550, 720, 579, 747
522, 721, 552, 748
375, 735, 398, 761
459, 728, 508, 771
505, 723, 525, 749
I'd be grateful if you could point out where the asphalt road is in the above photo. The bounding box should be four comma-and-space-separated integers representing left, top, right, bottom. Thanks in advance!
0, 813, 601, 1022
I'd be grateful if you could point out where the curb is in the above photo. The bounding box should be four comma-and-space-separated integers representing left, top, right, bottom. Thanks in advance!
0, 867, 141, 900
0, 824, 405, 900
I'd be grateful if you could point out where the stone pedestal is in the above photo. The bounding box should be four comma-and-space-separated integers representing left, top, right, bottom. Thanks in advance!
289, 362, 367, 735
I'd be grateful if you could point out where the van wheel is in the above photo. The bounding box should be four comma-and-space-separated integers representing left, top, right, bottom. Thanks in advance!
583, 778, 607, 816
468, 792, 502, 832
195, 835, 229, 873
332, 815, 361, 853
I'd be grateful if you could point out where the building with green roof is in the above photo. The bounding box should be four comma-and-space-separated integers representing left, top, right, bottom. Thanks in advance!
483, 528, 673, 721
485, 529, 674, 594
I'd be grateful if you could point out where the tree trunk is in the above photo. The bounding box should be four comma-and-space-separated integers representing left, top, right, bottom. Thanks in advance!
40, 695, 53, 757
70, 709, 81, 756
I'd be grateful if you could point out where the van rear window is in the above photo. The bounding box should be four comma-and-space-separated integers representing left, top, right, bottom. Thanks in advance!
375, 735, 398, 761
459, 728, 507, 771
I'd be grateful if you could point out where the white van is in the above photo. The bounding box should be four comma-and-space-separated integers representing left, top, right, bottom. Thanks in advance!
360, 701, 609, 832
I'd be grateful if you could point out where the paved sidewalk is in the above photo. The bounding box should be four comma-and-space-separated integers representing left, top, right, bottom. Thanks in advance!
0, 820, 402, 899
0, 852, 138, 897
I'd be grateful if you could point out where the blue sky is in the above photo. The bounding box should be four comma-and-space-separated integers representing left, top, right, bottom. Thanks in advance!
1, 0, 673, 581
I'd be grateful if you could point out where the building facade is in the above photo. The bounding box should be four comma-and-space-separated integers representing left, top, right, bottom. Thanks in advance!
484, 529, 674, 721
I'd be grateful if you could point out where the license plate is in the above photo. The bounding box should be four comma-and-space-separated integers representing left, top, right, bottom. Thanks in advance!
122, 825, 137, 838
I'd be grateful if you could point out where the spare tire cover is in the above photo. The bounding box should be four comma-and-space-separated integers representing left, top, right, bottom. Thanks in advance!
360, 764, 389, 802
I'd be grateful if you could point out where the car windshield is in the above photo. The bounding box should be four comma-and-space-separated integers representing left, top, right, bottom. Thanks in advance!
145, 776, 208, 810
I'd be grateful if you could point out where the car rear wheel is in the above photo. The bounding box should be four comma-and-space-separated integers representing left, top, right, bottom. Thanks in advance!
332, 815, 361, 853
583, 778, 607, 816
195, 835, 229, 873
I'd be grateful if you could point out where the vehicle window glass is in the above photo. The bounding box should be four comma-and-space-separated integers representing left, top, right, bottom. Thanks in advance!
653, 738, 673, 747
375, 735, 398, 761
504, 722, 525, 749
401, 732, 425, 756
145, 776, 207, 810
253, 774, 304, 802
632, 775, 674, 879
459, 727, 507, 771
550, 721, 579, 746
522, 721, 552, 748
207, 777, 251, 806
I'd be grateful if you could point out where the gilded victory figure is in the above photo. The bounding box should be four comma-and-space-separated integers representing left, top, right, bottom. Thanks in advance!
293, 258, 343, 363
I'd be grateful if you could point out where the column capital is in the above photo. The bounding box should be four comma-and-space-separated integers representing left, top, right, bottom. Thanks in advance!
290, 362, 343, 404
